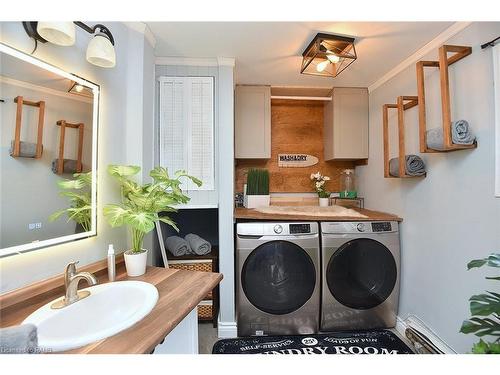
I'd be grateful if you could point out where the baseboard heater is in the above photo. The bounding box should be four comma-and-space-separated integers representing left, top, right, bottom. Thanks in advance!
403, 315, 455, 354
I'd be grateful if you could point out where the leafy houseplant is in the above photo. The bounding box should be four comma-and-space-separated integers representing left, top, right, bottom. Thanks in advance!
460, 253, 500, 354
104, 165, 201, 276
49, 172, 92, 233
244, 168, 270, 209
310, 172, 331, 206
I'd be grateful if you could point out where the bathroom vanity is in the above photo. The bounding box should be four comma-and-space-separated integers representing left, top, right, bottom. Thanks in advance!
0, 255, 222, 354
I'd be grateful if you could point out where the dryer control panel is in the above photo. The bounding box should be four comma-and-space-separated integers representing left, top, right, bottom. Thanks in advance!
321, 221, 398, 234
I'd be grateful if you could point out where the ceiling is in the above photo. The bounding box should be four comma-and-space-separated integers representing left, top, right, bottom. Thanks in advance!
147, 22, 454, 88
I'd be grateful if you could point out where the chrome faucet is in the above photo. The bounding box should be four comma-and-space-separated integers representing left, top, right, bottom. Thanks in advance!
51, 261, 98, 309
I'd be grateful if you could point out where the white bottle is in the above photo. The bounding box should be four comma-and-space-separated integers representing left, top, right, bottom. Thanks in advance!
107, 244, 116, 282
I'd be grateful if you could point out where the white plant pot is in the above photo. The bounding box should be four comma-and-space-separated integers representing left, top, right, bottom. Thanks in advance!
244, 194, 270, 209
124, 249, 148, 277
319, 197, 330, 207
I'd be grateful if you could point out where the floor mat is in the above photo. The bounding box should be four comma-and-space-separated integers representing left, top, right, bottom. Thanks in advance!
212, 330, 413, 354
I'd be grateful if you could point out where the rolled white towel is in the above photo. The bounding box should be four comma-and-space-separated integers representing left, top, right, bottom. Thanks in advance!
185, 234, 212, 256
165, 236, 191, 257
0, 324, 38, 354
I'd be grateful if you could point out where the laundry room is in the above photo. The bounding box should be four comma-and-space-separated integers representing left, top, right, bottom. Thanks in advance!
1, 7, 500, 370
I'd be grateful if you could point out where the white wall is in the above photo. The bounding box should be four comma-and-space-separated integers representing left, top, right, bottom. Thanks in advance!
357, 22, 500, 353
0, 22, 155, 293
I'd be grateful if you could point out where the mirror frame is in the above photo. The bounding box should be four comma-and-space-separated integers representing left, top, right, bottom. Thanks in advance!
0, 42, 99, 257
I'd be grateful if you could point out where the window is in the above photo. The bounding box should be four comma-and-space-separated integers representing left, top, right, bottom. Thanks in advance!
159, 76, 214, 191
494, 44, 500, 197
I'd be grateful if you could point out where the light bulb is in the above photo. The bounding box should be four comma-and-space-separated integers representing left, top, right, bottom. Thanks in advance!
327, 53, 340, 63
75, 84, 84, 93
316, 60, 330, 72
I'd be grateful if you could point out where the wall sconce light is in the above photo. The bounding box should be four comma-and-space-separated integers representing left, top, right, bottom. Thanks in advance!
22, 21, 116, 68
301, 33, 357, 78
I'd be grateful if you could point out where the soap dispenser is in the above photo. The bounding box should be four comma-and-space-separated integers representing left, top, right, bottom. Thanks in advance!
107, 244, 116, 282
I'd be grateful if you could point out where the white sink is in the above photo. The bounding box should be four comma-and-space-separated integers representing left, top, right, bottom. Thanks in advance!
23, 281, 159, 352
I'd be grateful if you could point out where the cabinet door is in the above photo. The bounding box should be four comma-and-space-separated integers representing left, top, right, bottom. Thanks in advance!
324, 87, 368, 160
235, 85, 271, 158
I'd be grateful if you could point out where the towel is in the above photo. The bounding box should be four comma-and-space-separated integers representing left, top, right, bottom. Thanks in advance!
165, 236, 191, 257
0, 324, 38, 354
389, 155, 426, 177
185, 233, 212, 256
426, 120, 476, 151
51, 159, 78, 174
9, 140, 40, 158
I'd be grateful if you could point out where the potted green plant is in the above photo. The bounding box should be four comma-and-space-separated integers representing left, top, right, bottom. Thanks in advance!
49, 172, 92, 233
104, 165, 201, 276
460, 253, 500, 354
244, 168, 270, 208
310, 171, 331, 207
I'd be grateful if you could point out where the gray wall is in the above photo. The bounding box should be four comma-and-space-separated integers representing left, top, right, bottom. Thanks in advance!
0, 80, 93, 248
0, 22, 155, 293
357, 22, 500, 352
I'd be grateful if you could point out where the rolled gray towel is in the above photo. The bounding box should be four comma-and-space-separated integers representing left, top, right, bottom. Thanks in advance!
165, 236, 191, 257
389, 155, 426, 177
0, 324, 38, 354
185, 233, 212, 256
426, 120, 476, 151
51, 159, 78, 174
9, 140, 40, 158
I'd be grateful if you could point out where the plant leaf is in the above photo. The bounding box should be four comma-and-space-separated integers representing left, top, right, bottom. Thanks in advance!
467, 259, 488, 270
103, 204, 129, 227
48, 209, 66, 222
108, 165, 141, 178
467, 253, 500, 269
486, 276, 500, 281
469, 292, 500, 316
124, 212, 156, 233
460, 317, 500, 337
158, 216, 179, 232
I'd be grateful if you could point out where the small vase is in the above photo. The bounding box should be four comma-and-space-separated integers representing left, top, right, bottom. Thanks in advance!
319, 197, 329, 207
244, 194, 270, 209
124, 249, 148, 277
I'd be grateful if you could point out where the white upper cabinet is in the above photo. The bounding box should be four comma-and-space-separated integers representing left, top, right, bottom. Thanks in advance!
324, 87, 369, 160
235, 85, 271, 159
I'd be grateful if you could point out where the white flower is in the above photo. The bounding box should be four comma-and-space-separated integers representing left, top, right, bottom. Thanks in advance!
314, 172, 321, 180
310, 173, 315, 180
323, 176, 330, 181
315, 182, 322, 189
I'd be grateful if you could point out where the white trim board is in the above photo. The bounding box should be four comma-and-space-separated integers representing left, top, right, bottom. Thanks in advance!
368, 22, 472, 93
123, 22, 157, 48
155, 56, 236, 67
493, 43, 500, 197
217, 319, 238, 339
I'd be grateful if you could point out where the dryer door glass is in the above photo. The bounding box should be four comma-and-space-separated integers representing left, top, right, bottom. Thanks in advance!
326, 238, 397, 309
242, 240, 316, 315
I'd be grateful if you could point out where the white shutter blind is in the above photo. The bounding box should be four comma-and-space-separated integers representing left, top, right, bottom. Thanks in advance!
159, 76, 214, 191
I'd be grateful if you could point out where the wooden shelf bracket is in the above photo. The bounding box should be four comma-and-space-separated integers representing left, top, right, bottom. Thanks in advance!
12, 96, 45, 158
416, 44, 476, 153
383, 96, 424, 178
55, 120, 84, 175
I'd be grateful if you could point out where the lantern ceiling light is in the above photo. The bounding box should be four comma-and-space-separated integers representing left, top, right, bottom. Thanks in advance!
300, 33, 357, 78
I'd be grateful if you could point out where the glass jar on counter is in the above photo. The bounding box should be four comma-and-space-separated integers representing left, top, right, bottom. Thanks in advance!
340, 169, 357, 198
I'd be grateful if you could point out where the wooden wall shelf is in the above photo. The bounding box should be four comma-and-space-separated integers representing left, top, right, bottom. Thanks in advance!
55, 120, 84, 175
383, 96, 426, 179
12, 96, 45, 158
416, 45, 476, 153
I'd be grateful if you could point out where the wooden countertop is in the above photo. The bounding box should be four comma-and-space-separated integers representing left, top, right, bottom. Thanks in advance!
235, 207, 402, 222
0, 256, 222, 354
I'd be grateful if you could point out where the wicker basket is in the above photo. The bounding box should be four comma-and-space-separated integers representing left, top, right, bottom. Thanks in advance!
198, 301, 213, 319
168, 259, 213, 273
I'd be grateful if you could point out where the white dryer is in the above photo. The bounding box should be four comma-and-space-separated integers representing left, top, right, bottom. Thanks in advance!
320, 221, 400, 332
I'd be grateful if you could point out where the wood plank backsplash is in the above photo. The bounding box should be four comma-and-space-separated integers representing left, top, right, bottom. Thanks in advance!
235, 100, 355, 193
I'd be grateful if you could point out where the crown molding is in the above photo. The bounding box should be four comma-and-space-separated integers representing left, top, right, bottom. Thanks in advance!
217, 57, 236, 67
155, 56, 218, 66
368, 22, 472, 93
123, 22, 156, 49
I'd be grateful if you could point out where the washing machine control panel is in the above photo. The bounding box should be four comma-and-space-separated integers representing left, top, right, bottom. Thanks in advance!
371, 222, 393, 232
289, 223, 311, 234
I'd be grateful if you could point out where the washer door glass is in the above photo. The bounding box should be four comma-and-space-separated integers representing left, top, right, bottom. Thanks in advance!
326, 238, 397, 309
242, 240, 316, 315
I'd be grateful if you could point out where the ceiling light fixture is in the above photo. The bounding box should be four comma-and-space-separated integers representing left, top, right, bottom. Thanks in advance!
22, 21, 116, 68
301, 33, 357, 78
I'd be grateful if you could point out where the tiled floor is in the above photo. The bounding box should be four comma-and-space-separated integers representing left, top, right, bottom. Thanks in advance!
198, 323, 415, 354
198, 322, 219, 354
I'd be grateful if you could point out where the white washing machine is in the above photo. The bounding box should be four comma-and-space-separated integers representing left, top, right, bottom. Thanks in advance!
236, 222, 320, 337
320, 221, 400, 332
